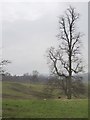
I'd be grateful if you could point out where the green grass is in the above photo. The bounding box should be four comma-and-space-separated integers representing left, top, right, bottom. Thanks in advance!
2, 81, 88, 99
2, 81, 88, 118
2, 81, 55, 99
3, 99, 88, 118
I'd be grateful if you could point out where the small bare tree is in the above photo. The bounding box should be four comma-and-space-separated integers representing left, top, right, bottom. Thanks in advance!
32, 70, 39, 83
0, 60, 11, 75
47, 6, 84, 99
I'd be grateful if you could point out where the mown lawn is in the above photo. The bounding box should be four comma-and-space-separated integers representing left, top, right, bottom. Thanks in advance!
2, 99, 88, 118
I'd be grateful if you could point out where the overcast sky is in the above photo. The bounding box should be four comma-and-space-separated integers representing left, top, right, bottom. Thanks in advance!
2, 2, 88, 75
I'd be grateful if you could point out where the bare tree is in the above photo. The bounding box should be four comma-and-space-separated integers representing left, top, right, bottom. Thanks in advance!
45, 75, 86, 99
0, 60, 11, 75
32, 70, 39, 83
47, 6, 84, 99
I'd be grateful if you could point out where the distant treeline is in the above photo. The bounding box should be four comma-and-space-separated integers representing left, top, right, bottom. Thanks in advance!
1, 72, 89, 83
2, 74, 50, 84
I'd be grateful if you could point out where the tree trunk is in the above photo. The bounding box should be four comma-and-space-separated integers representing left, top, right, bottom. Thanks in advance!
67, 45, 72, 99
67, 76, 72, 99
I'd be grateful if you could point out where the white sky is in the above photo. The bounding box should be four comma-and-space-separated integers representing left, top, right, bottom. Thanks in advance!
1, 2, 88, 75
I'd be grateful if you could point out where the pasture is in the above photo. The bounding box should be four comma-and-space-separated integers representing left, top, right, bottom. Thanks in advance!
3, 99, 88, 118
2, 81, 88, 118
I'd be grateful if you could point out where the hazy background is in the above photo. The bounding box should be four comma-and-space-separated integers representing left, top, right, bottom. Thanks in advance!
2, 2, 88, 75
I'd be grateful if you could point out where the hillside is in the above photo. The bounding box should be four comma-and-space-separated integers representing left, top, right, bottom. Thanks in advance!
2, 81, 88, 118
2, 80, 88, 100
2, 81, 56, 99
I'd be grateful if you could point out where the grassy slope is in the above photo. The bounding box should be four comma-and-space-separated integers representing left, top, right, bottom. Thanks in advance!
2, 81, 49, 99
2, 81, 61, 99
2, 81, 88, 118
2, 81, 88, 99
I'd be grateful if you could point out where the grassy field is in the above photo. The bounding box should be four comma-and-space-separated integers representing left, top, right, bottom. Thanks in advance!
2, 81, 88, 118
2, 81, 59, 99
3, 99, 88, 118
2, 81, 87, 99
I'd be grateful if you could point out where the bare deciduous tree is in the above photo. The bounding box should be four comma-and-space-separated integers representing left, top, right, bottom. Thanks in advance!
0, 60, 11, 75
47, 6, 84, 99
32, 70, 39, 83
